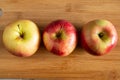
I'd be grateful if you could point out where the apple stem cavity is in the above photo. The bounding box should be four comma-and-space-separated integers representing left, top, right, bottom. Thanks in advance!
56, 31, 62, 39
99, 32, 104, 38
55, 26, 66, 40
98, 32, 108, 42
56, 26, 63, 38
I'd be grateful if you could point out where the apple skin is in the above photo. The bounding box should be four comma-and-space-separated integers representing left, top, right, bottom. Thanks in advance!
3, 20, 40, 57
80, 19, 118, 56
43, 20, 77, 56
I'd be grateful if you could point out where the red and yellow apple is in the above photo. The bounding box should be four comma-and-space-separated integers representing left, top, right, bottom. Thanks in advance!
43, 20, 77, 56
3, 20, 40, 57
80, 19, 118, 56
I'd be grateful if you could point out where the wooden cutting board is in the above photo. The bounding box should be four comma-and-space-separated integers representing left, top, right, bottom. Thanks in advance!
0, 0, 120, 79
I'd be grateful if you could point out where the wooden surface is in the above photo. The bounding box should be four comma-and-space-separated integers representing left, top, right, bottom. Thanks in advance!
0, 0, 120, 79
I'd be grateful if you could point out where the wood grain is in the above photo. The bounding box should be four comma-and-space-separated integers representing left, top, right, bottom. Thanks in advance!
0, 0, 120, 79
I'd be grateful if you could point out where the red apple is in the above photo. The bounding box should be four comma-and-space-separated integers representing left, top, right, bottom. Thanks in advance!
43, 20, 77, 56
80, 19, 118, 56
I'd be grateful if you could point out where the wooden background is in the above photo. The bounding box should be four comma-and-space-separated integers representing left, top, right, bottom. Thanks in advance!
0, 0, 120, 79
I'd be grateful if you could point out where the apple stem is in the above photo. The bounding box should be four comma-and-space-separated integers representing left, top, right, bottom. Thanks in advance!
18, 24, 20, 30
17, 24, 24, 38
56, 26, 63, 39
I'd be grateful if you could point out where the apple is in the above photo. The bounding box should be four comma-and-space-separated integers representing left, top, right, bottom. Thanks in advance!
3, 20, 40, 57
43, 20, 77, 56
80, 19, 118, 56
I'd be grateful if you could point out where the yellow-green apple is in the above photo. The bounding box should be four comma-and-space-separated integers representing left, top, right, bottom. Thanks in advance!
80, 19, 118, 56
43, 20, 77, 56
3, 20, 40, 57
